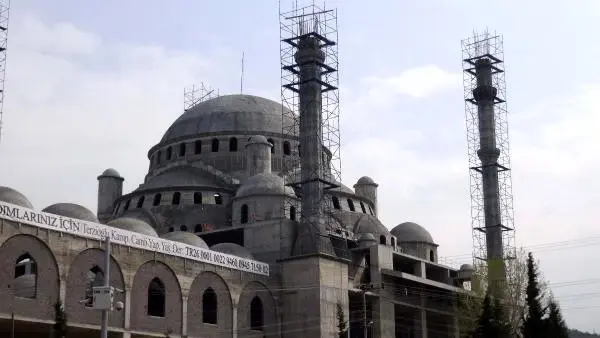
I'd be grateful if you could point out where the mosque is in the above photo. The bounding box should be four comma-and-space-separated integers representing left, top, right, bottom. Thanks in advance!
0, 6, 475, 337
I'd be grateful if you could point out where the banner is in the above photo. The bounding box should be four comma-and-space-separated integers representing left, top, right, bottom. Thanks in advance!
0, 201, 269, 276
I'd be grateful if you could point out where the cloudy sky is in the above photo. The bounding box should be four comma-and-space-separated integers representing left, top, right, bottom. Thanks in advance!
1, 0, 599, 332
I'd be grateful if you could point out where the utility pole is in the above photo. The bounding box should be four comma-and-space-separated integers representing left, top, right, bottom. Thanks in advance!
100, 235, 110, 338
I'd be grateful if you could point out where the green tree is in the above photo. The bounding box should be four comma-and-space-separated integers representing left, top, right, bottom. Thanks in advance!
52, 300, 68, 338
545, 297, 569, 338
336, 301, 348, 338
521, 252, 546, 338
472, 293, 510, 338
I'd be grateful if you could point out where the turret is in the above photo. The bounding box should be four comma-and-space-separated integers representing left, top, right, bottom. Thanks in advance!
245, 135, 272, 177
97, 168, 124, 224
354, 176, 378, 215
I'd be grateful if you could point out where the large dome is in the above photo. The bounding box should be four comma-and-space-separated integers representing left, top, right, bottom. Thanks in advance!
0, 186, 33, 208
43, 203, 99, 223
161, 94, 294, 143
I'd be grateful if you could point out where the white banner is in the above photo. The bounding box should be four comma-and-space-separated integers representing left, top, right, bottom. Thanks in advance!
0, 201, 269, 276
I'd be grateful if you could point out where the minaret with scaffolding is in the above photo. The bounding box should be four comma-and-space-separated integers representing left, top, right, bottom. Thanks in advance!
278, 2, 348, 337
462, 31, 516, 298
0, 0, 10, 146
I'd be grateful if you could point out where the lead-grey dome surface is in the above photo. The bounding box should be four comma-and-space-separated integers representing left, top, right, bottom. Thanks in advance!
43, 203, 99, 223
236, 172, 295, 198
353, 215, 391, 237
161, 94, 294, 143
355, 176, 377, 186
211, 242, 254, 259
107, 217, 158, 237
391, 222, 434, 244
0, 186, 33, 208
100, 168, 121, 178
137, 166, 222, 191
161, 231, 208, 249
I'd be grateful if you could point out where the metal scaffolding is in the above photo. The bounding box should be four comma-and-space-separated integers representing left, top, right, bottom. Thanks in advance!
183, 83, 219, 112
462, 30, 516, 292
0, 0, 10, 146
279, 1, 346, 253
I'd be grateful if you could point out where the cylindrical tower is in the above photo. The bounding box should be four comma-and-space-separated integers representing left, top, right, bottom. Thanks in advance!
353, 176, 378, 214
245, 135, 272, 176
97, 168, 124, 224
296, 34, 325, 237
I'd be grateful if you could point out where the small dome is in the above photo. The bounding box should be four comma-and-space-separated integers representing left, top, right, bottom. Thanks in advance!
161, 231, 208, 249
99, 168, 122, 178
236, 172, 295, 198
211, 242, 254, 259
460, 264, 475, 271
355, 176, 377, 186
107, 217, 158, 237
357, 233, 377, 242
43, 203, 98, 222
390, 222, 435, 244
0, 186, 33, 208
246, 135, 271, 146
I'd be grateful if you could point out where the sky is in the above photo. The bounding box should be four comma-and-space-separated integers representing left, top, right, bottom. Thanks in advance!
1, 0, 599, 332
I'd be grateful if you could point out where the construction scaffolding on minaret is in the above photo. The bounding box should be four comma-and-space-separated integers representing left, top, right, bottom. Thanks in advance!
279, 2, 345, 257
462, 30, 516, 298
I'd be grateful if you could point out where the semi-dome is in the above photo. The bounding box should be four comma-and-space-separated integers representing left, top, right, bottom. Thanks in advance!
211, 242, 254, 259
236, 172, 295, 198
161, 94, 294, 143
0, 186, 33, 209
355, 176, 377, 186
353, 215, 391, 237
137, 166, 222, 191
390, 222, 435, 244
43, 203, 99, 222
286, 169, 354, 195
107, 217, 158, 237
161, 231, 208, 249
460, 264, 474, 272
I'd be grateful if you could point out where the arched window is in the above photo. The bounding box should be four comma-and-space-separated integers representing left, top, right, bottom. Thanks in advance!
214, 193, 223, 205
156, 150, 162, 164
124, 199, 131, 211
380, 235, 386, 245
290, 206, 296, 221
283, 141, 291, 156
147, 278, 165, 317
85, 266, 104, 307
229, 137, 238, 152
194, 192, 203, 204
136, 196, 145, 208
153, 193, 162, 206
179, 143, 186, 156
166, 147, 172, 160
241, 204, 249, 224
250, 296, 264, 331
211, 138, 219, 152
180, 225, 188, 232
297, 144, 301, 157
195, 140, 202, 154
360, 201, 366, 213
172, 192, 181, 205
391, 237, 396, 248
332, 196, 341, 209
202, 288, 218, 324
168, 227, 174, 232
368, 205, 374, 215
14, 254, 37, 299
194, 224, 203, 233
429, 250, 435, 262
347, 199, 355, 212
267, 138, 275, 153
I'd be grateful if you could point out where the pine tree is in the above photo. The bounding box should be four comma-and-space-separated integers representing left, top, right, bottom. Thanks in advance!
491, 297, 511, 338
545, 298, 569, 338
521, 252, 546, 338
472, 293, 511, 338
52, 300, 68, 338
336, 301, 348, 338
472, 293, 494, 338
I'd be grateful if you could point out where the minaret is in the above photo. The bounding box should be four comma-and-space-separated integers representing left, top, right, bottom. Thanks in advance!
473, 57, 504, 276
462, 32, 517, 298
293, 30, 332, 256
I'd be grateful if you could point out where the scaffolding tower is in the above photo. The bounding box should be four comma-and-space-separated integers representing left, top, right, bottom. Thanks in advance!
0, 0, 10, 146
183, 83, 219, 112
279, 2, 346, 253
462, 30, 516, 294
